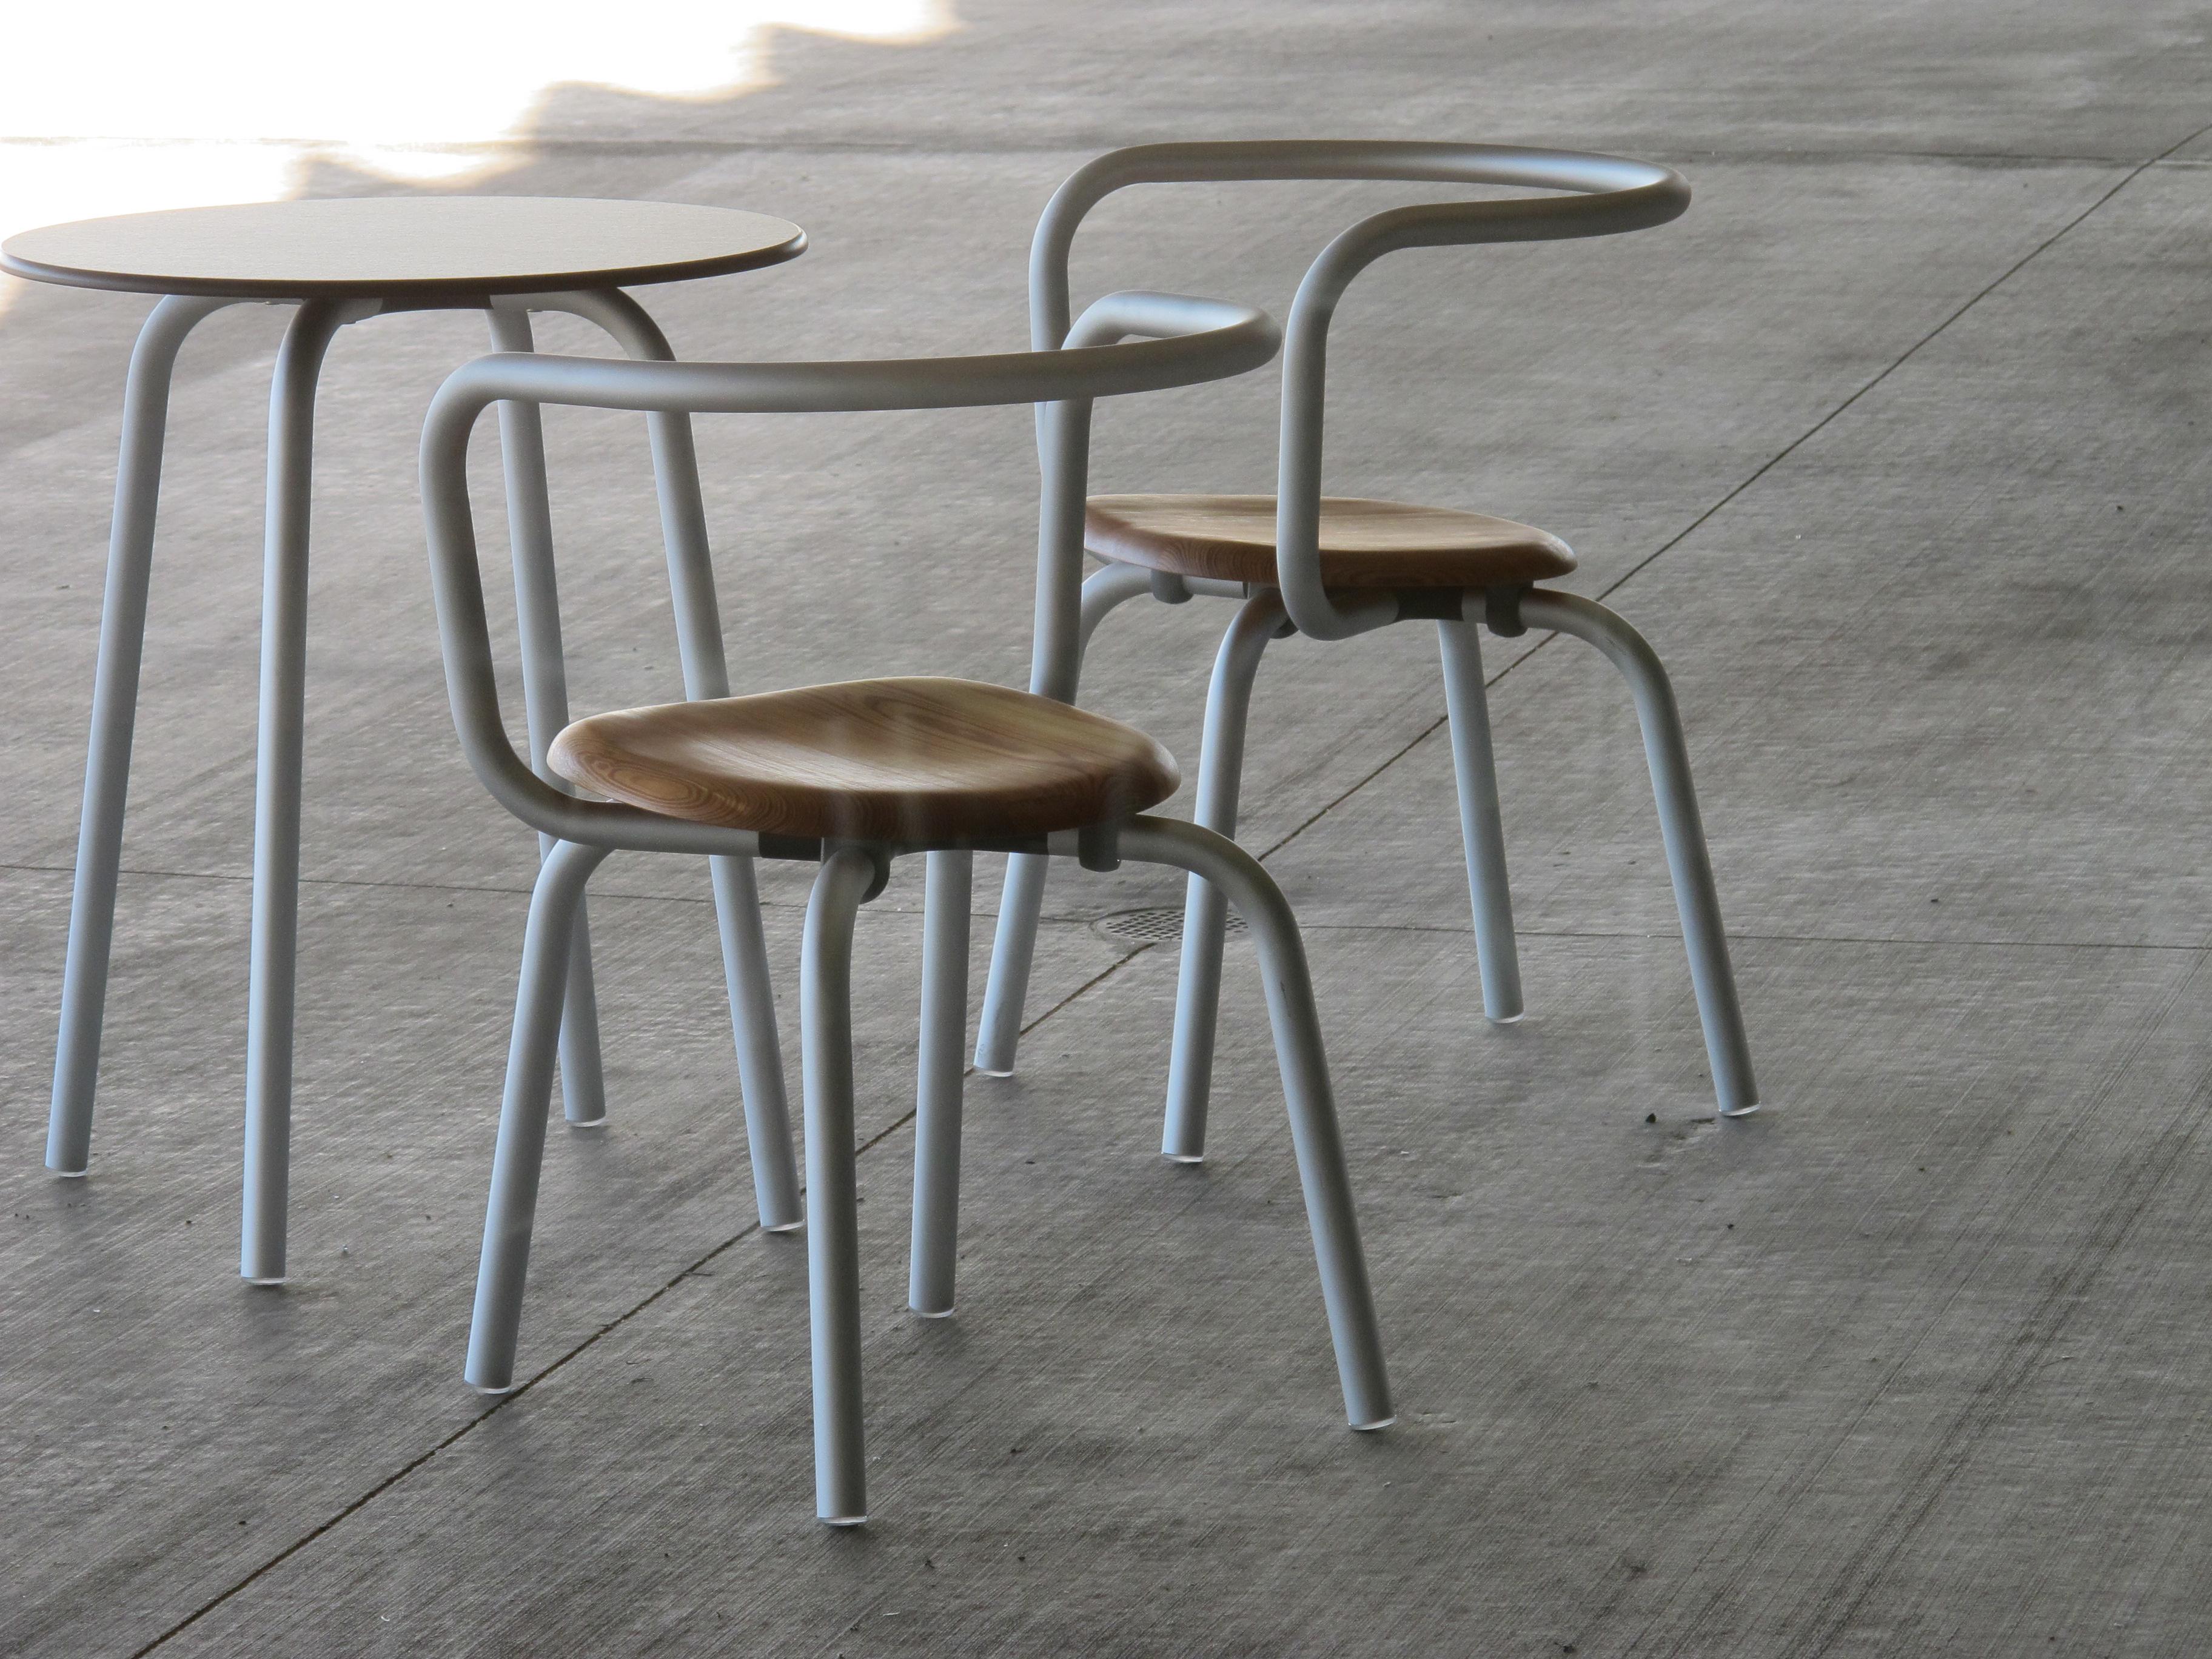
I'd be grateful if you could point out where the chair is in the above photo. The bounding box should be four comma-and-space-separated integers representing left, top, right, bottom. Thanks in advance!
974, 142, 1761, 1163
419, 290, 1392, 1525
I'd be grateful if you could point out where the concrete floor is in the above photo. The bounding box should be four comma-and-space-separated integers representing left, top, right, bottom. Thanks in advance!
5, 2, 2212, 1653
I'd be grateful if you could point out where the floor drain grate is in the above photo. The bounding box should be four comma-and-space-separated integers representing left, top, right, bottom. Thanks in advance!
1093, 905, 1248, 947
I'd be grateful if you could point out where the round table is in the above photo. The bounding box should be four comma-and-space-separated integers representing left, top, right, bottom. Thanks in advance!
4, 196, 808, 1282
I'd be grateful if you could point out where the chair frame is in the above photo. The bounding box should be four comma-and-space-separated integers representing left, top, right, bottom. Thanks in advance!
419, 290, 1392, 1525
973, 142, 1761, 1156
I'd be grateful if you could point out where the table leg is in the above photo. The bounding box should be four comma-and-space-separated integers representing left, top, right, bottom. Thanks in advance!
484, 307, 608, 1128
48, 295, 238, 1176
241, 300, 349, 1285
518, 289, 800, 1232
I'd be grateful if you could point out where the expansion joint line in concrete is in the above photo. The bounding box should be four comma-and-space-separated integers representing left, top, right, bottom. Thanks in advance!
126, 1218, 771, 1657
1297, 919, 2212, 956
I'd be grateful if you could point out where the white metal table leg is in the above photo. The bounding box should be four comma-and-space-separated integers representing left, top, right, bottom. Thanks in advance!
47, 294, 236, 1176
486, 305, 609, 1129
525, 289, 800, 1231
241, 299, 351, 1285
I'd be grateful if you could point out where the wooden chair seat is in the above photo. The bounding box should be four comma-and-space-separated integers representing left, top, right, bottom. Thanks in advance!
549, 676, 1181, 843
1084, 494, 1577, 591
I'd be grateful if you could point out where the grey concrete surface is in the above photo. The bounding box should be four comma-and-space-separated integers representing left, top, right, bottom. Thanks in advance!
3, 2, 2210, 1654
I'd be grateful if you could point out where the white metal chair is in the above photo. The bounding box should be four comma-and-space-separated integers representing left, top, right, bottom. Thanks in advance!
420, 290, 1392, 1525
975, 142, 1761, 1161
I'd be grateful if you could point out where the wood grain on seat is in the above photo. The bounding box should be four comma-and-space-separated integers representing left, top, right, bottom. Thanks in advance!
1085, 494, 1576, 589
549, 677, 1180, 843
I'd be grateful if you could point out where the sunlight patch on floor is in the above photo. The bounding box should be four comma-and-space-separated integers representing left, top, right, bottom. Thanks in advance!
0, 0, 956, 309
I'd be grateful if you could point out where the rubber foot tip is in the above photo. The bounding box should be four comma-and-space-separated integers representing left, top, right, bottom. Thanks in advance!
911, 1305, 956, 1319
468, 1379, 521, 1396
821, 1513, 869, 1528
975, 1067, 1014, 1079
50, 1167, 89, 1180
1487, 1011, 1526, 1025
1162, 1151, 1205, 1165
1720, 1101, 1763, 1118
566, 1117, 609, 1131
243, 1275, 287, 1287
762, 1218, 804, 1234
1352, 1415, 1397, 1433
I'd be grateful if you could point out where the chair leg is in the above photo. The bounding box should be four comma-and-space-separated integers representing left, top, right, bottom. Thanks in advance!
241, 300, 350, 1286
975, 562, 1155, 1075
709, 853, 803, 1230
1437, 614, 1524, 1023
1518, 591, 1760, 1116
48, 295, 232, 1178
801, 848, 879, 1526
1162, 590, 1287, 1162
910, 850, 971, 1316
1118, 817, 1393, 1431
975, 853, 1047, 1076
464, 839, 612, 1393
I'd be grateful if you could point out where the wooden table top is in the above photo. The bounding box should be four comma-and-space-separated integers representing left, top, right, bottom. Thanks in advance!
0, 196, 806, 300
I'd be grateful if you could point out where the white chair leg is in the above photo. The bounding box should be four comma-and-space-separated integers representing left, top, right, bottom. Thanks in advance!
1118, 816, 1393, 1431
801, 848, 879, 1525
1162, 589, 1287, 1161
464, 839, 612, 1393
1437, 611, 1524, 1023
975, 852, 1048, 1077
909, 850, 971, 1316
975, 561, 1155, 1074
1518, 589, 1760, 1115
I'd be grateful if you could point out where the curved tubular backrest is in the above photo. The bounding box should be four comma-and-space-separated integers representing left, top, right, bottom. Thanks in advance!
1031, 141, 1690, 638
419, 290, 1281, 849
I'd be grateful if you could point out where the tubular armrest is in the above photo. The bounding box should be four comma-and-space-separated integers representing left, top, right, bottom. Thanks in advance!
420, 289, 1281, 846
1028, 139, 1689, 642
434, 289, 1273, 421
1031, 141, 1687, 348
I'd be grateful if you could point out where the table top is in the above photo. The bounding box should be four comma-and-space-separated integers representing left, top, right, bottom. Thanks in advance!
0, 196, 806, 300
